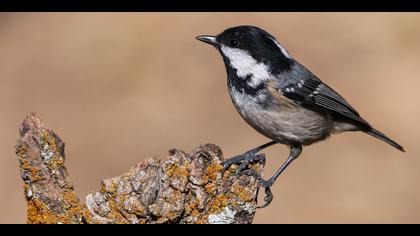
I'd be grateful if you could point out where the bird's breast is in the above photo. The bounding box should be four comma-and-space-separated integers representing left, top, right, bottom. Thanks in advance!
228, 85, 333, 145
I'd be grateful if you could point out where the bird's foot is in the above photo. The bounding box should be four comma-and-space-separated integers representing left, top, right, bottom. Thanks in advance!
222, 147, 276, 208
237, 168, 275, 208
222, 151, 266, 174
256, 177, 276, 208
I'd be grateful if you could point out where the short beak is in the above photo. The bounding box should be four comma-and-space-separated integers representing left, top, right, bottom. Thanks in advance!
195, 35, 218, 46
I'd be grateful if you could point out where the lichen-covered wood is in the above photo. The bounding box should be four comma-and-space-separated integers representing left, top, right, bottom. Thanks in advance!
15, 113, 83, 224
15, 113, 263, 224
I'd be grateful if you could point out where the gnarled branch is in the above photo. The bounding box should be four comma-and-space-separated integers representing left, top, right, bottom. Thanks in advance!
15, 113, 263, 224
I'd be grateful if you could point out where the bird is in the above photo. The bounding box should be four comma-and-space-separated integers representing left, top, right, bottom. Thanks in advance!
195, 25, 404, 208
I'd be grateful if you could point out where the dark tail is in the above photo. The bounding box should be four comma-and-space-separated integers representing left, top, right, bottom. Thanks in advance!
364, 128, 405, 152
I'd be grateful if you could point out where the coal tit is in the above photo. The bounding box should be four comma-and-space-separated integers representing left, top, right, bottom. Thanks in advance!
196, 25, 404, 207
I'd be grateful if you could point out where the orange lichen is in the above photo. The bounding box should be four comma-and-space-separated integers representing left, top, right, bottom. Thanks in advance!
133, 204, 146, 216
41, 130, 57, 152
191, 208, 200, 218
174, 166, 190, 180
55, 155, 65, 166
166, 163, 190, 179
99, 183, 108, 194
17, 114, 259, 224
27, 199, 59, 224
62, 191, 83, 214
184, 198, 199, 216
196, 216, 208, 224
232, 183, 254, 202
102, 179, 119, 195
222, 165, 238, 181
206, 164, 223, 182
165, 209, 178, 222
204, 183, 217, 195
23, 184, 31, 197
107, 200, 129, 224
138, 218, 147, 224
208, 194, 229, 214
168, 189, 183, 203
30, 167, 44, 182
16, 144, 27, 158
26, 189, 84, 224
20, 159, 31, 170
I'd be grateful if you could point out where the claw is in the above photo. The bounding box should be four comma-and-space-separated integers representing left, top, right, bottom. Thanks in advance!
255, 173, 276, 208
222, 152, 266, 174
222, 152, 253, 171
236, 160, 250, 174
257, 187, 273, 208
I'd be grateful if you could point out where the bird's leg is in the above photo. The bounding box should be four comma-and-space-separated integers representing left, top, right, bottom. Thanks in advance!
257, 144, 302, 208
222, 141, 277, 174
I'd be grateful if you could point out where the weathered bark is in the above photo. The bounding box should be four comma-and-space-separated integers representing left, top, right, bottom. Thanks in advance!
15, 113, 263, 224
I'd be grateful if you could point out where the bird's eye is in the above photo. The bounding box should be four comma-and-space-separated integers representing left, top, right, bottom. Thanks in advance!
230, 39, 239, 47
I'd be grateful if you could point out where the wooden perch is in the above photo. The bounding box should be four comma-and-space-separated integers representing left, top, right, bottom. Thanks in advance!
14, 113, 263, 224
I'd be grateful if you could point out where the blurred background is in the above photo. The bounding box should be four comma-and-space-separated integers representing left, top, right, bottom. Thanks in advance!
0, 13, 419, 224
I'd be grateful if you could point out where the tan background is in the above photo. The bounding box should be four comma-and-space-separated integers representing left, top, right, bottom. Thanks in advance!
0, 13, 419, 224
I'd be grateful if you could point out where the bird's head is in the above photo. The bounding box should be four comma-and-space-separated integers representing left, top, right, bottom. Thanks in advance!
196, 25, 293, 77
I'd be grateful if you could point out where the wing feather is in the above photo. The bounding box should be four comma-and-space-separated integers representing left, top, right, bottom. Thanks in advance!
278, 75, 370, 127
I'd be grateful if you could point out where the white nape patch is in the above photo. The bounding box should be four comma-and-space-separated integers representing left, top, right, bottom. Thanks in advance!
269, 37, 291, 59
220, 46, 271, 87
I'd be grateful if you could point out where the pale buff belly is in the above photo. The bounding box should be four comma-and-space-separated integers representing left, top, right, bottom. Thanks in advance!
230, 92, 334, 145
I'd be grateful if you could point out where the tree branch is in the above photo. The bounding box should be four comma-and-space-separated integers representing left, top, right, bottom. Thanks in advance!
15, 113, 263, 224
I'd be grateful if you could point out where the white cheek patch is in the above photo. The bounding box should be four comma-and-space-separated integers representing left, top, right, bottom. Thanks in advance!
269, 37, 291, 59
220, 46, 271, 88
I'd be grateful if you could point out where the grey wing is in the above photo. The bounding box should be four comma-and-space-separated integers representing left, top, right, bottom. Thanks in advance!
279, 74, 371, 128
